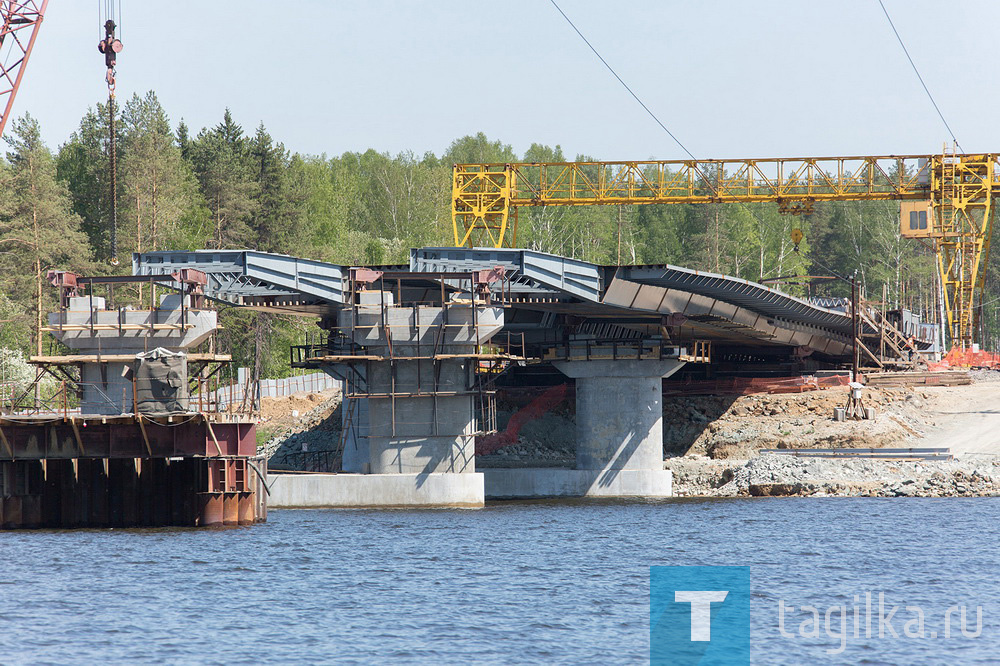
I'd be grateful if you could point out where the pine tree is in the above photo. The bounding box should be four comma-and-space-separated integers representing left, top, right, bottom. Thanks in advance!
248, 123, 306, 254
56, 100, 121, 259
121, 91, 203, 254
1, 115, 92, 352
188, 109, 258, 249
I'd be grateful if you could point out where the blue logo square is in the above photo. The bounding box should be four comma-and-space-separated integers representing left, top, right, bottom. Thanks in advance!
650, 566, 752, 665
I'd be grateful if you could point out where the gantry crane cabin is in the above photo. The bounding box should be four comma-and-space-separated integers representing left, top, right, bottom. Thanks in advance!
452, 152, 999, 348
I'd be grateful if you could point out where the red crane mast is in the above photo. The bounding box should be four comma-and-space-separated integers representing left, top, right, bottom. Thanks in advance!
0, 0, 48, 138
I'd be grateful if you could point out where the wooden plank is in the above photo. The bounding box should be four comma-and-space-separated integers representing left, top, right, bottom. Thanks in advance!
864, 370, 970, 387
136, 414, 153, 456
760, 451, 952, 460
40, 323, 195, 332
0, 424, 12, 458
29, 353, 232, 364
761, 447, 949, 454
203, 414, 224, 456
69, 417, 86, 456
889, 415, 923, 437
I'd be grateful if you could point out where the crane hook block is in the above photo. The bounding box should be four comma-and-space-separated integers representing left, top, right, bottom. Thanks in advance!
99, 20, 122, 69
98, 40, 123, 54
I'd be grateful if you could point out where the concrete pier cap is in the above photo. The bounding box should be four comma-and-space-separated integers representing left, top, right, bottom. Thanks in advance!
48, 294, 218, 415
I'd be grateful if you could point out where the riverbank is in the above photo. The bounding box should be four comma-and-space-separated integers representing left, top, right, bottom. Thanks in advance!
666, 453, 1000, 497
666, 371, 1000, 497
258, 372, 1000, 498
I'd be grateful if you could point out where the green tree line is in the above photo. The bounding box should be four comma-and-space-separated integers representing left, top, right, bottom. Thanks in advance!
1, 91, 989, 372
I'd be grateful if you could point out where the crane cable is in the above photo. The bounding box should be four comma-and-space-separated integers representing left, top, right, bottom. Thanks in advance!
546, 0, 798, 279
876, 0, 963, 152
98, 1, 123, 266
546, 0, 695, 162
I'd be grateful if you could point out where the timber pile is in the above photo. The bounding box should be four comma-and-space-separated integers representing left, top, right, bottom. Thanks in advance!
863, 370, 970, 388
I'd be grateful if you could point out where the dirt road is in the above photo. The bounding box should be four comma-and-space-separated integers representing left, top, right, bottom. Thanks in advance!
919, 377, 1000, 455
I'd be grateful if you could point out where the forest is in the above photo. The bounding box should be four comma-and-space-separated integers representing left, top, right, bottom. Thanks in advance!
0, 91, 986, 377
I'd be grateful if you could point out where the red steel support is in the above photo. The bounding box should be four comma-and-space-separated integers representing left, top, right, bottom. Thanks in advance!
198, 493, 223, 526
0, 0, 49, 138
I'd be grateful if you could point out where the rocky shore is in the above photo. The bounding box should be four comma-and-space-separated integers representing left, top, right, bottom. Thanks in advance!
666, 453, 1000, 497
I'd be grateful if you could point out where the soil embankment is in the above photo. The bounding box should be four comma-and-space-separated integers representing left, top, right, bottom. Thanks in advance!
667, 372, 1000, 497
257, 388, 342, 468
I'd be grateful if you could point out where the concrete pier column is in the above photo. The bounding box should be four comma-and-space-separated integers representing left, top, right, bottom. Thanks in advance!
483, 358, 682, 500
339, 395, 370, 473
553, 359, 685, 471
365, 358, 479, 474
345, 300, 503, 477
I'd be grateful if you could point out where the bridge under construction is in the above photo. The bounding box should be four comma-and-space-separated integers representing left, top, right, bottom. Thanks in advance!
132, 247, 933, 507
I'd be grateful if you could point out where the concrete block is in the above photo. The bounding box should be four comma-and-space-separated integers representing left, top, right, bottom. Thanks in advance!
483, 468, 672, 499
68, 296, 106, 311
267, 472, 484, 508
833, 407, 845, 421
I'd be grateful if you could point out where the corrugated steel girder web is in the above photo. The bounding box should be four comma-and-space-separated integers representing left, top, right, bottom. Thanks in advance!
614, 265, 851, 336
410, 248, 603, 301
134, 251, 346, 304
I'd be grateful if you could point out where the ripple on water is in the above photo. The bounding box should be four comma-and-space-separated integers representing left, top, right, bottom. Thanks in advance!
1, 498, 999, 663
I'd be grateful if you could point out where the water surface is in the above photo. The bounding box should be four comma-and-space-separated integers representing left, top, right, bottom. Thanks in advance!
1, 498, 998, 664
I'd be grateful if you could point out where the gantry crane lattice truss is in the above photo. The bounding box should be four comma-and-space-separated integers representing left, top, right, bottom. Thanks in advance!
0, 0, 48, 138
452, 152, 1000, 348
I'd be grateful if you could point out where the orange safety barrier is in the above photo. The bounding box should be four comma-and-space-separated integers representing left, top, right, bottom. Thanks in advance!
926, 346, 1000, 371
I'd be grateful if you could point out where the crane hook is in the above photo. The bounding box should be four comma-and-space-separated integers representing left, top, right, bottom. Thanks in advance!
99, 19, 123, 267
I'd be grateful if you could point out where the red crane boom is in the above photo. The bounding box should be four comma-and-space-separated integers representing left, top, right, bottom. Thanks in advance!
0, 0, 48, 138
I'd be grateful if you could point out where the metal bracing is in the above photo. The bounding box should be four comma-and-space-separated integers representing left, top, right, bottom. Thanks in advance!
0, 0, 48, 138
453, 153, 1000, 347
931, 149, 995, 346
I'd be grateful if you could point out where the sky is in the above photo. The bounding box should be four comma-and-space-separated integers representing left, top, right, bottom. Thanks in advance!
6, 0, 1000, 161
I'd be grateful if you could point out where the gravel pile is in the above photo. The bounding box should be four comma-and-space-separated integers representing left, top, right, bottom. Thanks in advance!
477, 407, 576, 468
969, 369, 1000, 383
263, 392, 343, 468
669, 453, 1000, 498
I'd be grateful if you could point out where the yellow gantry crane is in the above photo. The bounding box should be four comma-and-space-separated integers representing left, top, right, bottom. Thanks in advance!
451, 151, 1000, 348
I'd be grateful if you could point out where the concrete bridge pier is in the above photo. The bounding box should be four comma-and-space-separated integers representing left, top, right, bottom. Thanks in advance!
271, 297, 503, 508
559, 359, 682, 473
483, 358, 682, 499
338, 394, 369, 473
48, 294, 217, 414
